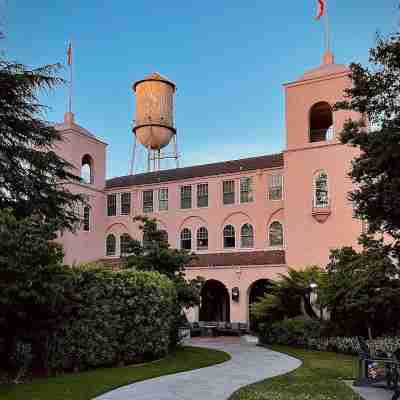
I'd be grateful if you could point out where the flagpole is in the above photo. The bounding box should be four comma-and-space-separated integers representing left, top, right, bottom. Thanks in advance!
68, 41, 73, 113
324, 1, 331, 53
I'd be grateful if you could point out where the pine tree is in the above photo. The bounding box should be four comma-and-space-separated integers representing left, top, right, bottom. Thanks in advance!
0, 58, 82, 231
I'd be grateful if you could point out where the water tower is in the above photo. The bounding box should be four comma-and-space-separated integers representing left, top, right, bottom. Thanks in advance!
130, 72, 179, 173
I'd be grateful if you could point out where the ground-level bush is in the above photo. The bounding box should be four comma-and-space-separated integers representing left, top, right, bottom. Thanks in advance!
259, 318, 321, 347
48, 266, 177, 372
258, 318, 400, 356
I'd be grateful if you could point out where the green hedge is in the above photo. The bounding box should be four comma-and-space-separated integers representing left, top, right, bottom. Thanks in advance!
259, 318, 321, 347
49, 266, 177, 371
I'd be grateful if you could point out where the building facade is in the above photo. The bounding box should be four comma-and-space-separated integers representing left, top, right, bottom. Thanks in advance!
55, 53, 362, 324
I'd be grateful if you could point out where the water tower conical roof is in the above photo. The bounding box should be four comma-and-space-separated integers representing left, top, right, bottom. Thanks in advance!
133, 72, 176, 91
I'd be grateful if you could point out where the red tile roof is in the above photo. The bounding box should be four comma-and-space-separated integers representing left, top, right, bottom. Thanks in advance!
188, 250, 286, 268
106, 153, 284, 189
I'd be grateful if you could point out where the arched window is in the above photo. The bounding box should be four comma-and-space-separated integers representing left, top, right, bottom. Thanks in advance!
83, 205, 90, 231
197, 227, 208, 250
269, 221, 283, 247
309, 102, 333, 142
180, 228, 192, 250
314, 171, 329, 208
241, 224, 254, 248
106, 234, 116, 256
223, 225, 235, 248
120, 233, 132, 257
81, 154, 93, 184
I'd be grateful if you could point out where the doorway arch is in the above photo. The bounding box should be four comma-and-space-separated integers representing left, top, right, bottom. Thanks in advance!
248, 279, 273, 331
199, 280, 230, 322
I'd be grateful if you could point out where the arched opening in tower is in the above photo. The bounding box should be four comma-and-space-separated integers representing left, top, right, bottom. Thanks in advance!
309, 102, 333, 143
199, 280, 230, 322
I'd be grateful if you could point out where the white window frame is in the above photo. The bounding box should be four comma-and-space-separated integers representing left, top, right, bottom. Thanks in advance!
158, 188, 168, 211
142, 189, 154, 213
197, 183, 209, 208
107, 193, 117, 217
196, 226, 208, 250
268, 220, 284, 248
106, 233, 117, 257
223, 224, 236, 248
180, 185, 192, 209
268, 174, 283, 201
313, 170, 329, 208
240, 223, 254, 248
240, 177, 254, 203
180, 228, 192, 250
120, 192, 131, 216
223, 179, 235, 205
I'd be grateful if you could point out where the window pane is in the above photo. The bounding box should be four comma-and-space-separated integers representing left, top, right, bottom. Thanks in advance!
223, 180, 235, 205
106, 234, 116, 256
107, 194, 117, 216
197, 183, 208, 208
269, 222, 283, 247
181, 186, 192, 209
197, 227, 208, 249
181, 228, 192, 249
158, 188, 168, 211
314, 172, 329, 208
223, 225, 235, 248
83, 206, 90, 231
268, 175, 283, 201
120, 234, 132, 256
121, 192, 131, 215
241, 224, 254, 248
143, 190, 153, 213
240, 177, 253, 203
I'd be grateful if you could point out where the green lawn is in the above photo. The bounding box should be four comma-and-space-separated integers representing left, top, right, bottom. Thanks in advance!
229, 345, 361, 400
0, 346, 230, 400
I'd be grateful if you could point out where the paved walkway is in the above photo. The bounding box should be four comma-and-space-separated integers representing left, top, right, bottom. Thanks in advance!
345, 381, 395, 400
94, 337, 302, 400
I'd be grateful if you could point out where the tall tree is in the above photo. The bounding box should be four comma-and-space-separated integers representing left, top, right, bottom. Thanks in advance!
0, 59, 82, 231
335, 32, 400, 242
125, 216, 203, 309
322, 237, 400, 339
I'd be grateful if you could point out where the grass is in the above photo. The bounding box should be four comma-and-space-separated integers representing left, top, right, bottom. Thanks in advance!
229, 345, 361, 400
0, 345, 230, 400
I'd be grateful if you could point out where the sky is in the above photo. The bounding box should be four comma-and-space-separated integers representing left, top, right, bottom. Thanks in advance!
2, 1, 399, 178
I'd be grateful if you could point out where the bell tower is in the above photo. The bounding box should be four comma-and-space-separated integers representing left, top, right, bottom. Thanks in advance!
283, 52, 362, 268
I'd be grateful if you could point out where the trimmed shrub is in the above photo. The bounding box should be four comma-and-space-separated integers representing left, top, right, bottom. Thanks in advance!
49, 266, 177, 371
259, 318, 321, 347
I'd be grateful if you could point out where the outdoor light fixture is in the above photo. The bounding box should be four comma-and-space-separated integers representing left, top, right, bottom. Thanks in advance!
232, 287, 240, 302
309, 281, 318, 290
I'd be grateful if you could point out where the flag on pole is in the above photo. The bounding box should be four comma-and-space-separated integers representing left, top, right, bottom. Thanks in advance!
315, 0, 325, 20
67, 42, 72, 66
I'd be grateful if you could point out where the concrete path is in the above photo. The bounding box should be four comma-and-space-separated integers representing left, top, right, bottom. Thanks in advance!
345, 381, 395, 400
94, 337, 301, 400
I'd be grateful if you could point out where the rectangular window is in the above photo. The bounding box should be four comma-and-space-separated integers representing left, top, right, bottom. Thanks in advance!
181, 185, 192, 209
143, 190, 153, 213
197, 183, 208, 208
158, 188, 168, 211
107, 193, 117, 216
223, 180, 235, 205
268, 175, 283, 201
120, 192, 131, 215
240, 177, 253, 203
83, 206, 90, 231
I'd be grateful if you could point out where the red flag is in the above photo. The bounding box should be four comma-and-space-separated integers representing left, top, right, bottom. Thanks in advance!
67, 42, 72, 66
316, 0, 325, 20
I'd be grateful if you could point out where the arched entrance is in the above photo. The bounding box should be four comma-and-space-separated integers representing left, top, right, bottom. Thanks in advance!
199, 280, 230, 322
248, 279, 273, 331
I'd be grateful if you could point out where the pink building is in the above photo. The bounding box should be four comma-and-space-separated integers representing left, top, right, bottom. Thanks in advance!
55, 52, 362, 324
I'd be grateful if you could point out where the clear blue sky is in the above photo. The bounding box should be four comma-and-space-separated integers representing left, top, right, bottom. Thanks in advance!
2, 1, 399, 178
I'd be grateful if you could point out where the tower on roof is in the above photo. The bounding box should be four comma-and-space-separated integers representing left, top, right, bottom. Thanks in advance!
130, 72, 179, 173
